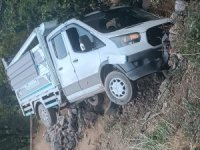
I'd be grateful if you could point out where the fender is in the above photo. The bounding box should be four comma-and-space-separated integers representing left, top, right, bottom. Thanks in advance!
107, 55, 127, 64
98, 60, 127, 84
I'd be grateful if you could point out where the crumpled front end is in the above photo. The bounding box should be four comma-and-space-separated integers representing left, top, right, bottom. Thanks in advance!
118, 32, 170, 81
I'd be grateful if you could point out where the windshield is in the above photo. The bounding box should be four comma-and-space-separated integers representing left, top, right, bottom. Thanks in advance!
82, 7, 159, 33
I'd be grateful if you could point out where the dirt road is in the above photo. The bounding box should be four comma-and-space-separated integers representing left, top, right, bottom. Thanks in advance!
33, 124, 51, 150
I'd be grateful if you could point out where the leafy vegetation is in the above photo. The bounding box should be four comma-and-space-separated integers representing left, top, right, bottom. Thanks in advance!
0, 0, 101, 56
0, 104, 30, 150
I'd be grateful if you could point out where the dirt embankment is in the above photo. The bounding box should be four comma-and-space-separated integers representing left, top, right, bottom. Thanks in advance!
76, 74, 166, 150
33, 72, 166, 150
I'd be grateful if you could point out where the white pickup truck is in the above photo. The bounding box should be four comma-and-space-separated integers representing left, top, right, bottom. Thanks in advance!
3, 6, 171, 127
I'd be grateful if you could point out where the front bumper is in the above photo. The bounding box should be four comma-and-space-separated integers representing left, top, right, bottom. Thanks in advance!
119, 47, 169, 81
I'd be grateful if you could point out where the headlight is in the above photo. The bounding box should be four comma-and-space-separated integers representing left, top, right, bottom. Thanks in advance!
110, 33, 141, 48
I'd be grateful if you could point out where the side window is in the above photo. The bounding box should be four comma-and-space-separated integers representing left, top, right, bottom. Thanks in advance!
66, 25, 105, 53
66, 28, 82, 52
93, 36, 105, 49
51, 33, 67, 59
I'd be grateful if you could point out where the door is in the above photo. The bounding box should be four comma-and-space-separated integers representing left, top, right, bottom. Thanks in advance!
48, 33, 83, 102
63, 24, 106, 95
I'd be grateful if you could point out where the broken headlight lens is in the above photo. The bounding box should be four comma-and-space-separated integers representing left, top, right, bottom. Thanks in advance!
110, 33, 141, 48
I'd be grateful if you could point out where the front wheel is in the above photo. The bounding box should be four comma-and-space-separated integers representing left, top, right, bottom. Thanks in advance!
104, 71, 135, 105
38, 104, 57, 127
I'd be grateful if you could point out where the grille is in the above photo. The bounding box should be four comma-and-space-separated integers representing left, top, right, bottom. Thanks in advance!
146, 23, 171, 46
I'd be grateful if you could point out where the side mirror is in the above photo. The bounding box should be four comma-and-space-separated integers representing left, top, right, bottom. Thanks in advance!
79, 35, 93, 52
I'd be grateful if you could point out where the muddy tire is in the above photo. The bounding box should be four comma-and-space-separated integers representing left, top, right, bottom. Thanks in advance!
104, 71, 135, 105
38, 104, 57, 127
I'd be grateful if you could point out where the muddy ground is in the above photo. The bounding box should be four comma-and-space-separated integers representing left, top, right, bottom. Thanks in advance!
33, 124, 51, 150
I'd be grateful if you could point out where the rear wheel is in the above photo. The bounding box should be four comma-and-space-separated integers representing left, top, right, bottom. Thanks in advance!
104, 71, 135, 105
38, 104, 57, 127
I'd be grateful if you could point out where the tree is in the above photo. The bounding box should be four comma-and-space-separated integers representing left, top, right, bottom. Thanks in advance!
0, 104, 30, 150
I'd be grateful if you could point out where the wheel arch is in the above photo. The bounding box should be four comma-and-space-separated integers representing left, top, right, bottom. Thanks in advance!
99, 61, 126, 85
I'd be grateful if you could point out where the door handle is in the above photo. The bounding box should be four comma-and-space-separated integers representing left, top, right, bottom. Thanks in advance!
58, 67, 63, 71
73, 59, 78, 63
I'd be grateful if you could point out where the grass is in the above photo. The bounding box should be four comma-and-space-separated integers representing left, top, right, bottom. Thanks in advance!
131, 1, 200, 149
177, 1, 200, 66
131, 93, 200, 150
143, 123, 173, 150
182, 90, 200, 143
131, 122, 174, 150
169, 61, 187, 83
183, 97, 200, 116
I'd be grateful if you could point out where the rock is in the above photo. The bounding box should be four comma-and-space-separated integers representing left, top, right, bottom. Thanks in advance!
168, 54, 179, 70
175, 0, 187, 12
43, 105, 101, 150
44, 131, 51, 143
143, 111, 151, 121
71, 108, 78, 115
169, 26, 178, 49
51, 143, 63, 150
161, 102, 168, 114
83, 112, 97, 124
170, 12, 179, 23
66, 138, 76, 149
51, 132, 63, 150
157, 80, 170, 103
63, 137, 68, 144
159, 80, 169, 93
176, 53, 184, 61
54, 132, 63, 145
57, 115, 66, 126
